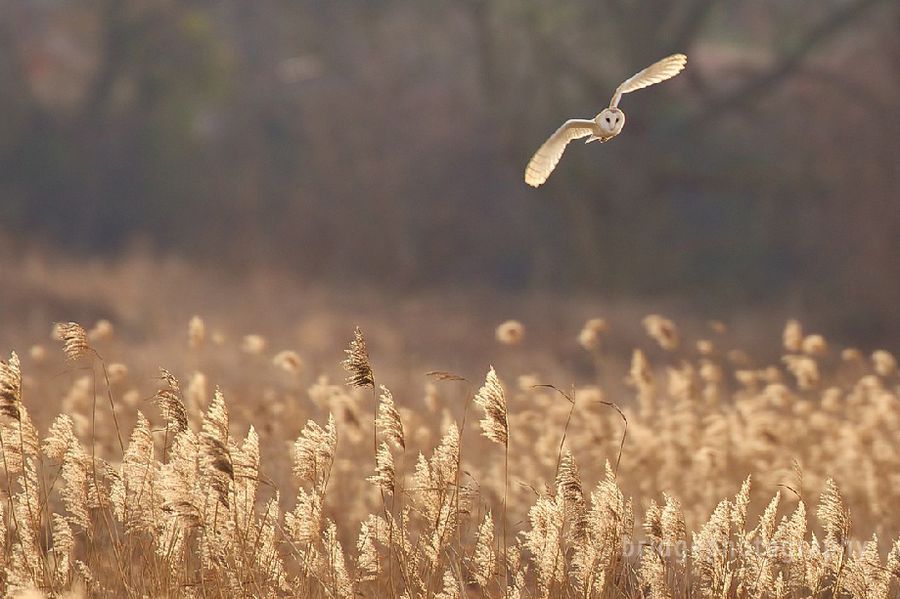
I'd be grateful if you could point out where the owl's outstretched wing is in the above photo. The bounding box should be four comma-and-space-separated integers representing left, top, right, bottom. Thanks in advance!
524, 119, 596, 187
609, 53, 687, 108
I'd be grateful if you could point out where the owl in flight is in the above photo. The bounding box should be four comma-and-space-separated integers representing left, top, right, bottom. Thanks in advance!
524, 53, 687, 187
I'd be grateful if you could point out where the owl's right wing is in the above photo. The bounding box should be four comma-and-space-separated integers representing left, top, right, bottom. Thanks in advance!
609, 53, 687, 108
524, 119, 596, 187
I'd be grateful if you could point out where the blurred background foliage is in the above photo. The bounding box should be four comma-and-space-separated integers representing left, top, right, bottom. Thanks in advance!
0, 0, 897, 339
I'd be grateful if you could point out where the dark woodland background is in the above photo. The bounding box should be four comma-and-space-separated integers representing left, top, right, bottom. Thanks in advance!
0, 1, 898, 340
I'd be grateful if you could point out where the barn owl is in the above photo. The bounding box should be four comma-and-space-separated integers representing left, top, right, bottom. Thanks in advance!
524, 53, 687, 187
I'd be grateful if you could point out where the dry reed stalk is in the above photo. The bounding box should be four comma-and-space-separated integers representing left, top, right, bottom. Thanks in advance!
474, 366, 510, 598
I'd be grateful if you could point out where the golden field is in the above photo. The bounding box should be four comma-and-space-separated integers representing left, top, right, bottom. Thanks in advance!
0, 254, 898, 598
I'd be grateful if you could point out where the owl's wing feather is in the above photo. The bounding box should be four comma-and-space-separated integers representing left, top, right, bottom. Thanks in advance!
609, 53, 687, 108
525, 119, 596, 187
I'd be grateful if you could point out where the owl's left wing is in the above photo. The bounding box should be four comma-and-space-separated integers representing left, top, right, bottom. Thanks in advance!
609, 53, 687, 108
524, 119, 596, 187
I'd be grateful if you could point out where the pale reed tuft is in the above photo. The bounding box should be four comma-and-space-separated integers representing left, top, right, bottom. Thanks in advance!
43, 414, 77, 460
51, 513, 74, 588
691, 498, 731, 596
644, 499, 663, 541
60, 443, 93, 532
322, 519, 354, 599
10, 587, 48, 599
470, 512, 496, 587
627, 349, 655, 416
273, 349, 303, 374
782, 354, 820, 390
376, 385, 405, 449
355, 516, 380, 582
578, 318, 607, 351
731, 475, 752, 531
557, 448, 587, 544
412, 423, 462, 567
366, 441, 395, 494
842, 347, 863, 363
643, 315, 679, 350
188, 315, 206, 348
660, 493, 686, 544
771, 501, 807, 581
887, 540, 900, 586
0, 351, 22, 420
871, 349, 897, 377
157, 427, 201, 533
802, 334, 827, 356
154, 368, 189, 437
523, 491, 564, 596
495, 320, 525, 346
783, 319, 803, 353
638, 546, 669, 599
474, 366, 508, 446
818, 478, 850, 545
200, 389, 234, 508
233, 425, 260, 524
87, 319, 114, 342
435, 568, 461, 599
696, 339, 714, 355
110, 412, 158, 533
55, 322, 91, 361
285, 487, 323, 545
753, 491, 780, 544
241, 334, 268, 355
1, 405, 40, 474
185, 370, 208, 415
342, 327, 374, 388
106, 362, 128, 385
291, 414, 337, 488
28, 345, 46, 362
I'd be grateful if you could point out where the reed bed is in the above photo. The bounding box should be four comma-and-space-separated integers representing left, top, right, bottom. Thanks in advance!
0, 316, 897, 598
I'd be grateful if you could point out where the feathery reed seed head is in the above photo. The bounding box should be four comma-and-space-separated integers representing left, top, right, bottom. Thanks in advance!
273, 349, 303, 374
0, 352, 22, 421
188, 315, 206, 348
342, 327, 374, 388
643, 315, 679, 350
872, 350, 897, 377
474, 366, 508, 446
376, 385, 405, 449
56, 322, 91, 361
495, 320, 525, 346
87, 319, 114, 342
783, 319, 803, 353
242, 334, 268, 355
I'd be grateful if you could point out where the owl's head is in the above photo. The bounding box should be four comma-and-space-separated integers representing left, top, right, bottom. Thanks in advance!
597, 108, 625, 135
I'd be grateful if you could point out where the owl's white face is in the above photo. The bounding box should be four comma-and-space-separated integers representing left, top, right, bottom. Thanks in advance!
597, 108, 625, 136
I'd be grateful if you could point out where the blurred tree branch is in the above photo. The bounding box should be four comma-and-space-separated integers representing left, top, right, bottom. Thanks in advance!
666, 0, 720, 55
796, 66, 891, 114
688, 0, 889, 128
0, 7, 29, 108
81, 0, 128, 128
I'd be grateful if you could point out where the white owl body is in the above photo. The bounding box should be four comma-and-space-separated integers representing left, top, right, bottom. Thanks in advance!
524, 53, 686, 187
588, 108, 626, 143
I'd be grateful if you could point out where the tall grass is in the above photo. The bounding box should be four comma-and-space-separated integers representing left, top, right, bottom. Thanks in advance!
0, 316, 898, 598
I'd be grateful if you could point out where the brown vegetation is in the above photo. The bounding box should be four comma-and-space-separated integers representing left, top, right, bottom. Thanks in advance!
0, 301, 897, 597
